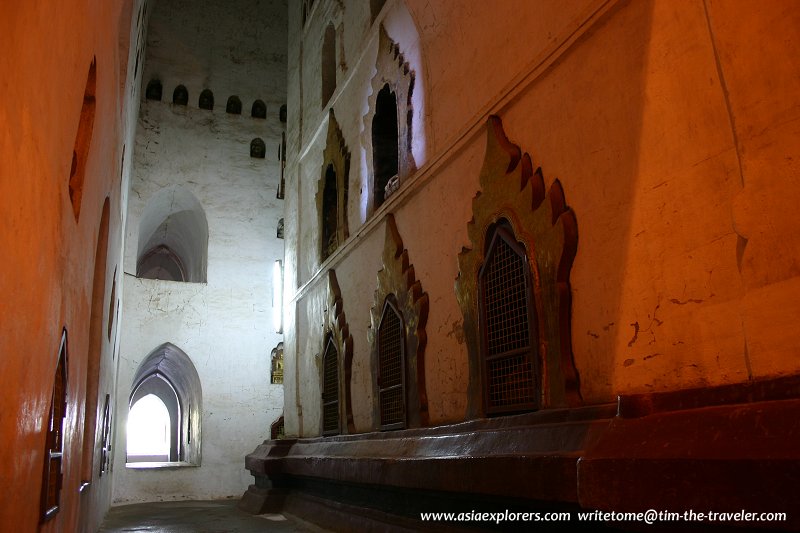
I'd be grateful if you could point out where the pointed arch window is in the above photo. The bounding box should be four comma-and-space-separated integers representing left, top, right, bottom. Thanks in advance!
369, 216, 429, 430
69, 58, 96, 221
127, 343, 202, 466
377, 297, 405, 430
321, 335, 340, 436
80, 199, 109, 486
479, 221, 539, 414
363, 27, 416, 216
137, 187, 208, 283
318, 111, 350, 263
372, 84, 399, 209
41, 330, 68, 522
127, 392, 172, 462
456, 117, 581, 418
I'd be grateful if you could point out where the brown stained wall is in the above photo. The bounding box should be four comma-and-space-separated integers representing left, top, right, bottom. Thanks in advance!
709, 1, 800, 378
0, 1, 132, 530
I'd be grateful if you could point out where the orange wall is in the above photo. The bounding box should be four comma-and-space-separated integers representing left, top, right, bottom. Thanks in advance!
282, 0, 800, 432
0, 1, 131, 530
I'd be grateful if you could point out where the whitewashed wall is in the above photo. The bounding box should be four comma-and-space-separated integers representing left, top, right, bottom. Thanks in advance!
113, 0, 287, 503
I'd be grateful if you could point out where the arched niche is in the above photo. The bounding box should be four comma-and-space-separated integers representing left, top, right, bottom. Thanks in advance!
372, 84, 399, 208
145, 79, 162, 101
69, 57, 96, 221
129, 343, 202, 465
199, 89, 214, 110
226, 95, 242, 114
362, 25, 417, 217
317, 270, 354, 435
251, 99, 266, 119
455, 116, 581, 418
250, 138, 266, 159
368, 215, 429, 430
137, 187, 209, 283
173, 85, 188, 106
80, 198, 110, 483
316, 110, 350, 262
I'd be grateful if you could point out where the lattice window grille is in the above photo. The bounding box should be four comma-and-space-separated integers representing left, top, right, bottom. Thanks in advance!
378, 300, 405, 430
321, 337, 340, 435
480, 226, 538, 414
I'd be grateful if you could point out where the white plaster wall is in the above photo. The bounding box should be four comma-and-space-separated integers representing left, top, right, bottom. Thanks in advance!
114, 0, 286, 503
83, 1, 150, 528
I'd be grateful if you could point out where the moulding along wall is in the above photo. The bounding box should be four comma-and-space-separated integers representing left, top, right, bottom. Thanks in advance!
290, 0, 617, 305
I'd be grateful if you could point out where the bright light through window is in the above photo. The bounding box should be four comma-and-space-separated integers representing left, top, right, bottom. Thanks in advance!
273, 260, 283, 333
127, 394, 170, 460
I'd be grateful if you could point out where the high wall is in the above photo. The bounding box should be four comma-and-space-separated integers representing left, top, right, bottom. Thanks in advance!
282, 0, 800, 436
0, 1, 145, 530
113, 0, 288, 503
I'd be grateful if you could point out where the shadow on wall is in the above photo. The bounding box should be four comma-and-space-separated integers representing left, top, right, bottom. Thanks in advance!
500, 0, 657, 403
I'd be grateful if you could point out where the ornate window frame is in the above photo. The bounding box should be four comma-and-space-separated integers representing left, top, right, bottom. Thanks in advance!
362, 26, 416, 216
479, 220, 539, 414
319, 270, 354, 435
321, 334, 340, 435
455, 116, 581, 418
317, 110, 350, 262
368, 215, 429, 430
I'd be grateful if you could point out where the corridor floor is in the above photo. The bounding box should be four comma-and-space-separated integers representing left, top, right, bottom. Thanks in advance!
98, 499, 326, 532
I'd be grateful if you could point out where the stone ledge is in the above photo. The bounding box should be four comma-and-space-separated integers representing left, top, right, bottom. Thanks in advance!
579, 398, 800, 531
242, 377, 800, 531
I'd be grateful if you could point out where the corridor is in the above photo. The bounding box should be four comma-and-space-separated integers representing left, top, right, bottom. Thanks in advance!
98, 500, 323, 533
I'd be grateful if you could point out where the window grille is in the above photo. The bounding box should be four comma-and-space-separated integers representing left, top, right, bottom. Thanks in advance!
99, 394, 112, 476
479, 224, 538, 414
321, 337, 340, 435
378, 300, 405, 429
41, 330, 68, 522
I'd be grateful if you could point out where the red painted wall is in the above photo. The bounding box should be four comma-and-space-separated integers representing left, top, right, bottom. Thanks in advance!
0, 1, 131, 530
